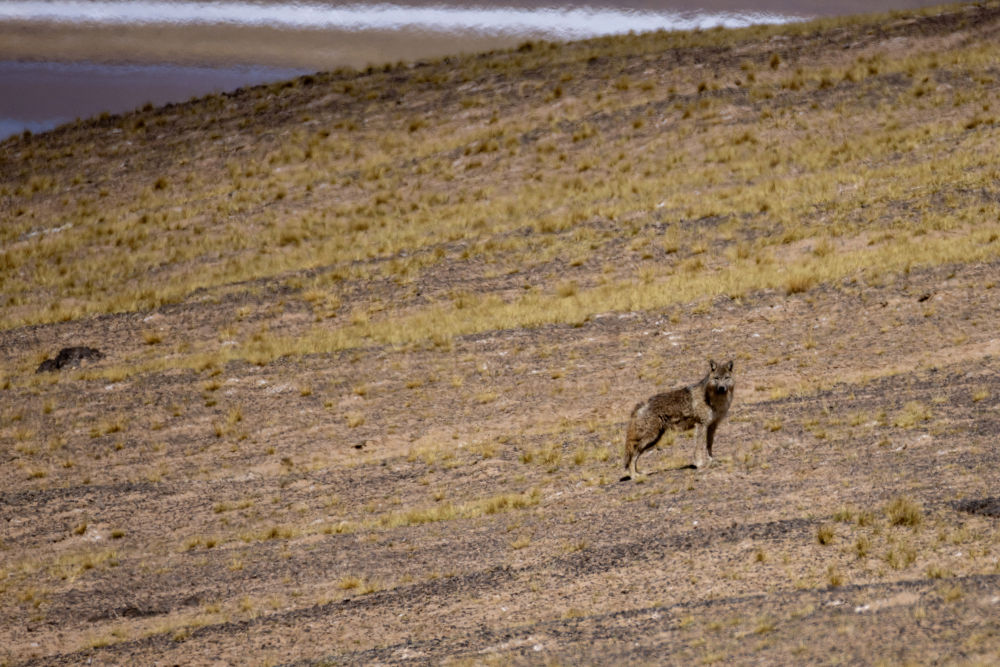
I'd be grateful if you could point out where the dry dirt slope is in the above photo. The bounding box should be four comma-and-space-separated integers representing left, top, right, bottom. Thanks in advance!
4, 260, 1000, 666
2, 3, 1000, 665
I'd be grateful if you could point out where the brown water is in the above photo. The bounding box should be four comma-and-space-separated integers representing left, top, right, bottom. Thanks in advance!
0, 0, 952, 139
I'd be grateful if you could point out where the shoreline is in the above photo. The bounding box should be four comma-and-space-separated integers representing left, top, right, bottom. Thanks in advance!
0, 21, 535, 69
0, 0, 945, 69
0, 21, 531, 137
0, 0, 957, 138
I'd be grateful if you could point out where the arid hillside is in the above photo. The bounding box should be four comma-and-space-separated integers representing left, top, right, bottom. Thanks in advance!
2, 3, 1000, 664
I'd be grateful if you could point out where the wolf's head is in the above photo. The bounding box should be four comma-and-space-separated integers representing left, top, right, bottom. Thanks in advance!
707, 359, 734, 398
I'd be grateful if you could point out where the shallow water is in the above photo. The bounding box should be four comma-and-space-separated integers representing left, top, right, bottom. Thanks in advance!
0, 60, 308, 139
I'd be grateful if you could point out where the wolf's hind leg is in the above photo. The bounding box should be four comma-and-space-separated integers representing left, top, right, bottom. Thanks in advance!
630, 430, 664, 478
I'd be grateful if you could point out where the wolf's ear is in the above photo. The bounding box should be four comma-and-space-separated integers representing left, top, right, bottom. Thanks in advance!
709, 359, 717, 371
726, 360, 734, 372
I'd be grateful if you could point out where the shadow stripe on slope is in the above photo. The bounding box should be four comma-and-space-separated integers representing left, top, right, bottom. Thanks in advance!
294, 572, 1000, 665
20, 517, 815, 665
545, 517, 815, 579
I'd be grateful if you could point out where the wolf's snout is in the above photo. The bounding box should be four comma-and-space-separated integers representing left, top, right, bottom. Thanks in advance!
717, 386, 727, 394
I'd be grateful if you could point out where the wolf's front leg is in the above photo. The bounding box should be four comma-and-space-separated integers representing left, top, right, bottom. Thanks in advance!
706, 420, 718, 460
693, 424, 710, 469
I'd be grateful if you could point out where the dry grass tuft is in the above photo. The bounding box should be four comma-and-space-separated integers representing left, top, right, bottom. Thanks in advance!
885, 496, 923, 528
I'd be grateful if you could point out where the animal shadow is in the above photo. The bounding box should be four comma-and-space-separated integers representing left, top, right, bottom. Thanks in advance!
619, 462, 696, 482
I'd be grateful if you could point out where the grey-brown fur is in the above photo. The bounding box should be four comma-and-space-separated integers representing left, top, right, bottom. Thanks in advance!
622, 359, 734, 480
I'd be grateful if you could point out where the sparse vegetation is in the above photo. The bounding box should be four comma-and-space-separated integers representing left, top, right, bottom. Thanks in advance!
2, 4, 1000, 665
892, 402, 932, 429
885, 496, 923, 528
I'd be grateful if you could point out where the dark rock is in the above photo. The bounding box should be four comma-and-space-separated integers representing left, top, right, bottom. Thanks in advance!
35, 358, 60, 373
35, 346, 104, 373
87, 605, 166, 622
954, 497, 1000, 517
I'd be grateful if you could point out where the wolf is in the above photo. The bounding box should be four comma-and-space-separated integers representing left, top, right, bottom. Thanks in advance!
622, 359, 734, 480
